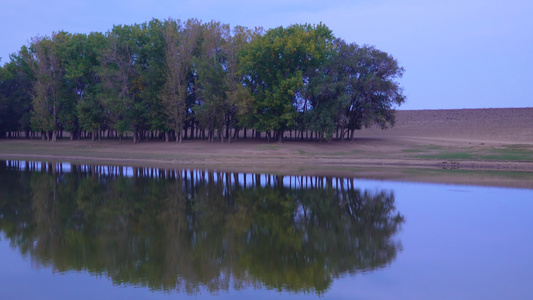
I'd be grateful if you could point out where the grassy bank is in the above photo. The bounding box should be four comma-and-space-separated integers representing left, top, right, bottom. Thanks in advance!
1, 138, 533, 188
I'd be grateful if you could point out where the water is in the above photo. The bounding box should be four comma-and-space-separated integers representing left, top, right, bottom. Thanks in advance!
0, 160, 532, 299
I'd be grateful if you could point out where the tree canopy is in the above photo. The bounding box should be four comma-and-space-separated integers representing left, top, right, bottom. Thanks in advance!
0, 18, 405, 142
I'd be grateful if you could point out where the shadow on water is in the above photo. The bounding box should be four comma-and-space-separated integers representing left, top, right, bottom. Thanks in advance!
0, 160, 404, 295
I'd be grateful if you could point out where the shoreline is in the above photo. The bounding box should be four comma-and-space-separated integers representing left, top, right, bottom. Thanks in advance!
1, 138, 533, 189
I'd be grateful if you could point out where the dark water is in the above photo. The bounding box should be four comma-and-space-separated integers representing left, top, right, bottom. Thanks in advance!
0, 161, 532, 299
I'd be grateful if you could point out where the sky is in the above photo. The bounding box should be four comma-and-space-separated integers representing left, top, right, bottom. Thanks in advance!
1, 0, 531, 110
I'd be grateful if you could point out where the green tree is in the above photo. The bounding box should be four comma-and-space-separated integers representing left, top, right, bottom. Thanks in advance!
304, 38, 351, 141
348, 44, 405, 136
137, 19, 167, 141
99, 24, 145, 143
59, 32, 108, 141
307, 40, 405, 140
194, 21, 229, 143
241, 24, 334, 142
0, 19, 405, 142
72, 32, 108, 141
0, 49, 34, 138
0, 63, 10, 137
220, 25, 259, 142
30, 32, 73, 141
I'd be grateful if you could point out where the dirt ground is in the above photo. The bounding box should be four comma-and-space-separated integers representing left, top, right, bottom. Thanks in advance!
1, 108, 533, 188
357, 108, 533, 143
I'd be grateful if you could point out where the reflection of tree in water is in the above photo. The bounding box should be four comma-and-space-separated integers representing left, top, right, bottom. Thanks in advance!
0, 161, 404, 295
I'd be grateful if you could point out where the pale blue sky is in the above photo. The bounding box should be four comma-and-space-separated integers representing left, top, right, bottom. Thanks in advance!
1, 0, 531, 110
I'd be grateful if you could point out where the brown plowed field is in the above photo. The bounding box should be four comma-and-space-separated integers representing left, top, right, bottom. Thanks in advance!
357, 108, 533, 143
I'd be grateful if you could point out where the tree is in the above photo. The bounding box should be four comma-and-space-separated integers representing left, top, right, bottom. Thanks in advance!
58, 32, 108, 141
221, 25, 258, 142
345, 43, 405, 138
306, 39, 405, 140
0, 48, 34, 138
0, 63, 11, 137
137, 19, 167, 141
194, 21, 228, 143
241, 24, 334, 142
72, 32, 108, 141
99, 24, 145, 143
159, 18, 201, 142
304, 38, 352, 141
1, 19, 405, 142
29, 32, 71, 141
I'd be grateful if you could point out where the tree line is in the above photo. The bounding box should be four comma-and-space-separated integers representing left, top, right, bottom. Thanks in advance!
0, 18, 405, 142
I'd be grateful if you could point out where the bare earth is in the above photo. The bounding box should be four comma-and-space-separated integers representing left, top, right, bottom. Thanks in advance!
1, 108, 533, 188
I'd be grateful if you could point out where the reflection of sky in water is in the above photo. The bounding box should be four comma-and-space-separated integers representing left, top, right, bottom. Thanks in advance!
330, 181, 533, 300
1, 162, 533, 300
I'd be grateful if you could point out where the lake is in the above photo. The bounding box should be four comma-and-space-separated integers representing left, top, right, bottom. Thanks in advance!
0, 160, 532, 299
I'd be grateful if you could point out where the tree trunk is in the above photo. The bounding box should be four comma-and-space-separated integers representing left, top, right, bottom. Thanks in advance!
233, 128, 238, 141
225, 123, 230, 141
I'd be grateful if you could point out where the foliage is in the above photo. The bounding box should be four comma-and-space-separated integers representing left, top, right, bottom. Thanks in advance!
29, 33, 71, 141
159, 18, 201, 142
240, 24, 334, 141
0, 19, 405, 142
306, 39, 405, 141
68, 32, 107, 139
0, 48, 33, 137
194, 21, 229, 142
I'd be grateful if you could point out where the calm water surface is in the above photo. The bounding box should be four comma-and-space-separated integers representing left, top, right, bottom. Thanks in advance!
0, 161, 532, 299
